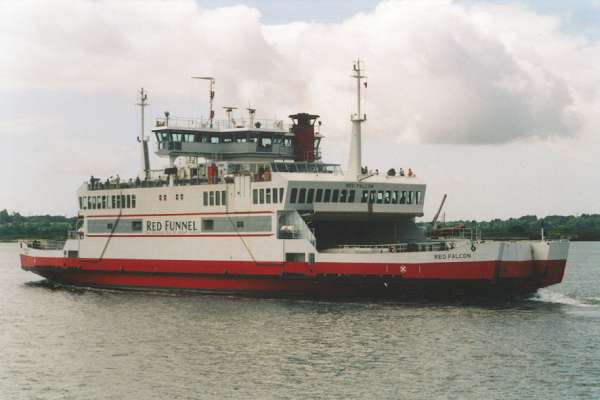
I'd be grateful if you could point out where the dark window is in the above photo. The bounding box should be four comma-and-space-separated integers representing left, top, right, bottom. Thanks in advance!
369, 190, 376, 203
132, 195, 136, 208
111, 196, 115, 208
266, 188, 272, 203
290, 188, 298, 203
79, 197, 83, 209
176, 194, 179, 200
209, 191, 215, 206
416, 191, 421, 205
259, 189, 265, 204
102, 196, 107, 209
348, 190, 356, 203
384, 191, 391, 204
180, 194, 184, 201
253, 189, 258, 204
377, 191, 384, 204
408, 191, 413, 204
324, 189, 331, 202
400, 191, 406, 204
332, 189, 339, 202
126, 195, 131, 209
107, 223, 113, 230
236, 221, 244, 228
298, 188, 306, 204
203, 192, 208, 206
307, 188, 314, 204
392, 191, 399, 204
216, 191, 221, 206
316, 189, 323, 202
202, 219, 214, 231
132, 221, 142, 231
339, 190, 347, 203
279, 188, 284, 202
121, 195, 126, 207
272, 188, 278, 203
221, 191, 226, 206
361, 190, 369, 203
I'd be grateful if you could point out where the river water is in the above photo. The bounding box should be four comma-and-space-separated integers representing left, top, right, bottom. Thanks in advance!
1, 242, 599, 399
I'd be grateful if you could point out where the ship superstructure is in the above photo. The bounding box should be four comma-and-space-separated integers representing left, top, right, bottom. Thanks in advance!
19, 61, 569, 298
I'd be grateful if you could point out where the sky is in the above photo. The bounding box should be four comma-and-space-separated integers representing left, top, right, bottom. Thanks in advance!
2, 0, 600, 221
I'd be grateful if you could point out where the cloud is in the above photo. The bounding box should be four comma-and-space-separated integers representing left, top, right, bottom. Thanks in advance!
2, 0, 598, 146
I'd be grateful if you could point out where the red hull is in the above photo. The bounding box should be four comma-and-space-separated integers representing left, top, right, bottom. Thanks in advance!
20, 254, 566, 298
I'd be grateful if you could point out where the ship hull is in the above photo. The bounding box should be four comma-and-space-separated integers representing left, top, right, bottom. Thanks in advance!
20, 254, 566, 299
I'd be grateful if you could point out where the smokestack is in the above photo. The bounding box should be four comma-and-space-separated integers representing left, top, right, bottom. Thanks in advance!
289, 113, 319, 162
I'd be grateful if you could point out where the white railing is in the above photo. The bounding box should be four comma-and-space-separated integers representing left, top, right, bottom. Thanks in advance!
156, 116, 290, 131
25, 239, 65, 250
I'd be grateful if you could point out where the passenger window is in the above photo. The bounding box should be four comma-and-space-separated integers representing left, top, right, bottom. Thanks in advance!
272, 188, 278, 203
290, 188, 298, 203
298, 188, 306, 204
132, 195, 136, 208
376, 191, 384, 204
307, 189, 314, 204
209, 191, 215, 206
221, 191, 226, 205
279, 188, 284, 202
236, 221, 244, 228
324, 189, 331, 202
253, 189, 258, 204
369, 191, 376, 203
408, 191, 413, 204
332, 189, 339, 202
266, 188, 272, 203
348, 190, 356, 203
215, 191, 221, 206
176, 194, 179, 200
202, 219, 214, 231
204, 192, 208, 206
132, 221, 142, 231
400, 191, 406, 204
361, 190, 368, 203
339, 190, 347, 203
384, 191, 391, 204
415, 191, 421, 205
260, 189, 265, 204
180, 194, 184, 201
111, 196, 115, 208
392, 191, 399, 204
316, 189, 323, 202
126, 195, 131, 209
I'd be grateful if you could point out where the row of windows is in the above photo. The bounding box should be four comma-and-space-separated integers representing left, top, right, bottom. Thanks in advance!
158, 194, 185, 201
79, 195, 136, 210
289, 188, 421, 205
203, 191, 227, 206
252, 188, 285, 204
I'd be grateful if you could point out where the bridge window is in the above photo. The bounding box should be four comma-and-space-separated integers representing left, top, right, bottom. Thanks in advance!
332, 189, 339, 202
290, 188, 298, 203
324, 189, 331, 203
266, 188, 272, 203
307, 189, 314, 204
298, 188, 307, 204
253, 189, 258, 204
315, 189, 323, 202
339, 190, 347, 203
259, 189, 265, 204
349, 190, 356, 203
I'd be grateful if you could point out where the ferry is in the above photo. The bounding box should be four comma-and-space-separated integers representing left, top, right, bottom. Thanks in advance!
19, 61, 569, 298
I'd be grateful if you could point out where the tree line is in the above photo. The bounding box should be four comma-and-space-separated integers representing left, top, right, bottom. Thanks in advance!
1, 209, 599, 241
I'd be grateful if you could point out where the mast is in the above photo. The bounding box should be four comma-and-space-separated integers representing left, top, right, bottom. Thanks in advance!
192, 76, 215, 128
137, 88, 151, 180
345, 59, 367, 180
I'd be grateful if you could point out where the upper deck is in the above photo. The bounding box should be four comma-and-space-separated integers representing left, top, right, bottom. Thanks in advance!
152, 115, 322, 161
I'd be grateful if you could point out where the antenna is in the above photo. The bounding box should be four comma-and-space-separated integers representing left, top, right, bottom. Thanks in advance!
192, 76, 215, 128
223, 106, 238, 128
246, 106, 256, 128
136, 88, 151, 180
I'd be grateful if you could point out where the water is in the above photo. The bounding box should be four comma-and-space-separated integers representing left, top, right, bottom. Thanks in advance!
1, 242, 600, 399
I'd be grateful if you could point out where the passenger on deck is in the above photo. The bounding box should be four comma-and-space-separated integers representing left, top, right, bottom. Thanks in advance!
399, 168, 405, 176
408, 168, 413, 177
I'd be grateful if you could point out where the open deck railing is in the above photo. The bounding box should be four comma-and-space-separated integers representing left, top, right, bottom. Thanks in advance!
155, 116, 290, 131
335, 240, 459, 253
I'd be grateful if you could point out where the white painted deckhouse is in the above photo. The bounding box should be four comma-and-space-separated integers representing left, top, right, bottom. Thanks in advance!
20, 60, 569, 298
